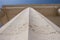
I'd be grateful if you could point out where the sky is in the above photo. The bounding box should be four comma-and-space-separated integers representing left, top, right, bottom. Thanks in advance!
0, 0, 60, 8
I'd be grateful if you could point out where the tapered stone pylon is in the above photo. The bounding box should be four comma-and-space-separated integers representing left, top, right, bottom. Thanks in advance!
0, 7, 60, 40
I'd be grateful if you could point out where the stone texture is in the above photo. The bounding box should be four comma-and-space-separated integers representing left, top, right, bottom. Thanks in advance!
0, 7, 60, 40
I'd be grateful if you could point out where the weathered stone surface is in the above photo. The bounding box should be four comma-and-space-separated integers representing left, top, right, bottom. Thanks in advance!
0, 7, 60, 40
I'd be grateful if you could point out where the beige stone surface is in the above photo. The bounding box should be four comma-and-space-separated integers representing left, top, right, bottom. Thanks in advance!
34, 8, 57, 16
0, 7, 29, 40
29, 8, 60, 40
47, 16, 60, 27
0, 7, 60, 40
2, 7, 25, 20
0, 14, 8, 24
